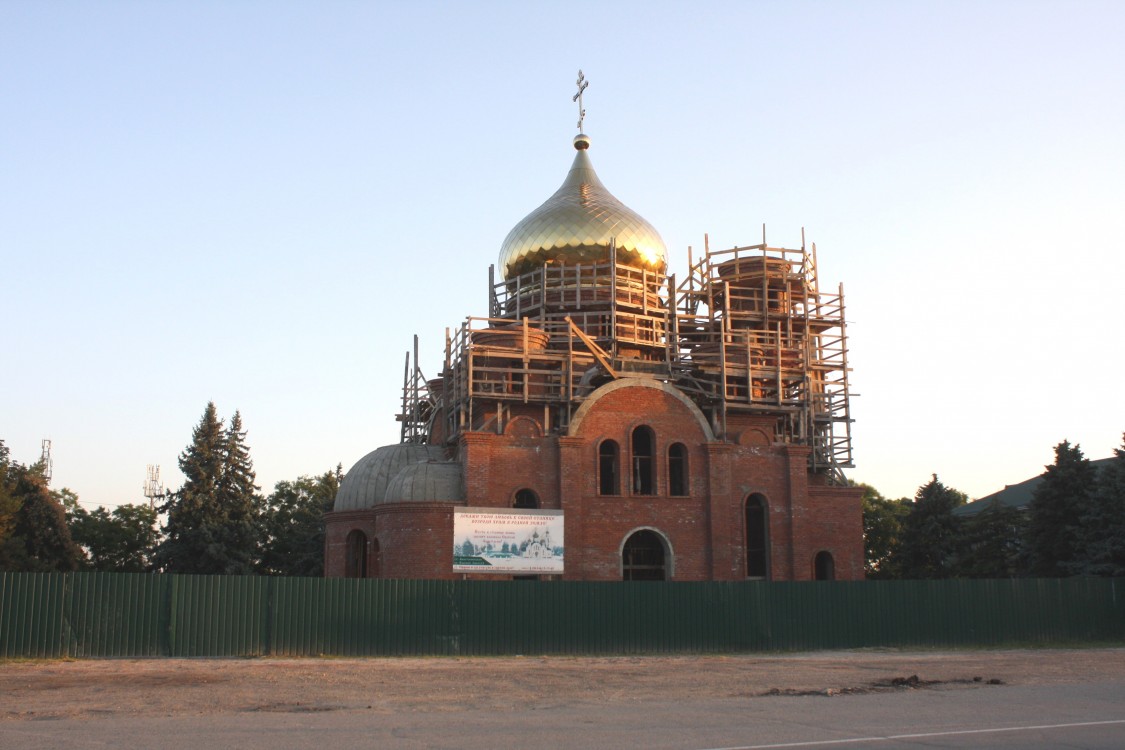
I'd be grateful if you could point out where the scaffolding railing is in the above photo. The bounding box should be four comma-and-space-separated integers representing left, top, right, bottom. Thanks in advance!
406, 232, 855, 481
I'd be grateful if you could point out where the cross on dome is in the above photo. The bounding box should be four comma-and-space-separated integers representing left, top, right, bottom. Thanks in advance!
573, 70, 589, 131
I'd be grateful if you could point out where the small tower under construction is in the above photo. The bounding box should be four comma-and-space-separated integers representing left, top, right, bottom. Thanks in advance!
327, 82, 861, 582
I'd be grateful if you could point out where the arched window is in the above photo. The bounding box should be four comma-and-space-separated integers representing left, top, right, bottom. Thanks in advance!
622, 529, 668, 581
514, 488, 539, 509
745, 495, 769, 579
345, 530, 368, 579
371, 537, 382, 578
667, 443, 688, 496
632, 426, 656, 495
598, 440, 620, 495
814, 551, 835, 581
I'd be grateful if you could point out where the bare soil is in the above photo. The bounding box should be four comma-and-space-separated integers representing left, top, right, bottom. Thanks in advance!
3, 648, 1124, 721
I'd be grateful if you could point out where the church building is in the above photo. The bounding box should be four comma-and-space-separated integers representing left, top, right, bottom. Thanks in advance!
325, 77, 862, 581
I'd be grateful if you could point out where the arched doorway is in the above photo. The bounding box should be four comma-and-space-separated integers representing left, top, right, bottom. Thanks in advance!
345, 530, 368, 578
622, 529, 668, 581
745, 494, 769, 579
814, 551, 835, 581
514, 488, 539, 509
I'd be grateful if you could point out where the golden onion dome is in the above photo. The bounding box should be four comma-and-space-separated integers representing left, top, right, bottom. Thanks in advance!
498, 134, 668, 280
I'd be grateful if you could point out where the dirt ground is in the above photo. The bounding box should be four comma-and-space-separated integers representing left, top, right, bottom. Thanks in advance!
3, 648, 1124, 722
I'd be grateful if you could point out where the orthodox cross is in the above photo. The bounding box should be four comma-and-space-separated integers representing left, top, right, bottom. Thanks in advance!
573, 70, 589, 131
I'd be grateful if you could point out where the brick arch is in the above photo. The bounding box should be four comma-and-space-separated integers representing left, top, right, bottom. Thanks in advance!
618, 526, 676, 580
567, 378, 715, 441
503, 415, 542, 438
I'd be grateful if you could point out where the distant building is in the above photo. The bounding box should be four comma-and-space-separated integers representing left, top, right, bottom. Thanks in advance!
954, 458, 1114, 518
326, 96, 862, 581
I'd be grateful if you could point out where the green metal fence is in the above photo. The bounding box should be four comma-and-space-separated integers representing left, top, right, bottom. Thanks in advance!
1, 573, 1121, 658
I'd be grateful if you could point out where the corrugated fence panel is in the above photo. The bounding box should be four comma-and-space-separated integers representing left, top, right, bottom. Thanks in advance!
0, 572, 67, 658
168, 575, 269, 657
63, 573, 170, 657
1, 574, 1122, 658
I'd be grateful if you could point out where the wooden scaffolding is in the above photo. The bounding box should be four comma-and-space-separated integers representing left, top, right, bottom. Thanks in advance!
397, 235, 854, 482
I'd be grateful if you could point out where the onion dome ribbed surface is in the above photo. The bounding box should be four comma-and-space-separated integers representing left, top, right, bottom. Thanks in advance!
498, 134, 667, 280
333, 443, 448, 511
383, 461, 465, 505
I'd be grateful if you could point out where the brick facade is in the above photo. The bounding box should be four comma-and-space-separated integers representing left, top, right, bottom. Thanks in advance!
325, 378, 862, 581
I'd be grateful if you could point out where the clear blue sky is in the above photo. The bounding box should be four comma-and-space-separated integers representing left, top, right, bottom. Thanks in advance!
3, 1, 1123, 508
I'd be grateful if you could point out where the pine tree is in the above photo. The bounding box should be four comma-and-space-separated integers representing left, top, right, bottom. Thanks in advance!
1072, 434, 1125, 576
955, 501, 1027, 578
155, 402, 261, 574
898, 474, 967, 579
1025, 441, 1097, 577
214, 410, 261, 574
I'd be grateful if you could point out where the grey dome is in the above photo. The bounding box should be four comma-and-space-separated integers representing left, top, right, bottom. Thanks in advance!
334, 443, 447, 511
384, 461, 465, 504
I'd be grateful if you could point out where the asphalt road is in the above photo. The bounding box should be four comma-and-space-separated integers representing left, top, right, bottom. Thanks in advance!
4, 679, 1124, 749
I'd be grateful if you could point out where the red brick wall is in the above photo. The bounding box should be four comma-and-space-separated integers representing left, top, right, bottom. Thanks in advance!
325, 380, 863, 582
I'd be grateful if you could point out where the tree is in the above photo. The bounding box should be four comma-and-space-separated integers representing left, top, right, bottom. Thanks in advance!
68, 501, 159, 572
0, 440, 20, 560
898, 474, 967, 579
258, 467, 341, 577
1071, 434, 1125, 576
860, 483, 910, 579
1026, 441, 1097, 577
1, 463, 82, 572
954, 501, 1027, 578
213, 410, 261, 573
154, 403, 262, 574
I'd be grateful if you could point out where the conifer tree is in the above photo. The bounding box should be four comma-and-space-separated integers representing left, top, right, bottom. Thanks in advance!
1072, 434, 1125, 576
1025, 441, 1097, 577
897, 474, 967, 579
155, 402, 261, 574
954, 501, 1026, 578
214, 410, 261, 573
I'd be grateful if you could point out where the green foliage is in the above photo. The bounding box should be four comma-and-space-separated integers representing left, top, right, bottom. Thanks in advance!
154, 402, 262, 574
1071, 434, 1125, 576
258, 467, 341, 577
1, 464, 82, 572
898, 474, 967, 579
1026, 441, 1097, 577
860, 483, 910, 579
954, 501, 1027, 578
0, 440, 20, 555
68, 501, 159, 572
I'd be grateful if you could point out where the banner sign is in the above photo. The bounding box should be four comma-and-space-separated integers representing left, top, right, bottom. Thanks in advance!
453, 508, 564, 574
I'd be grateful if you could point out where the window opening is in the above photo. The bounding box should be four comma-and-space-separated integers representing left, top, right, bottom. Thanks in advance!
345, 530, 368, 579
598, 440, 619, 495
668, 443, 688, 496
632, 426, 656, 495
371, 538, 382, 578
745, 495, 769, 579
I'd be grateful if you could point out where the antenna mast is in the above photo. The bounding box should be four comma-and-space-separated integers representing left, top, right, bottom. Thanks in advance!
39, 439, 53, 485
143, 464, 166, 511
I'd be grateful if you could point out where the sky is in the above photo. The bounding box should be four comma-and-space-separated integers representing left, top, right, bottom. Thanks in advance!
2, 1, 1123, 509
